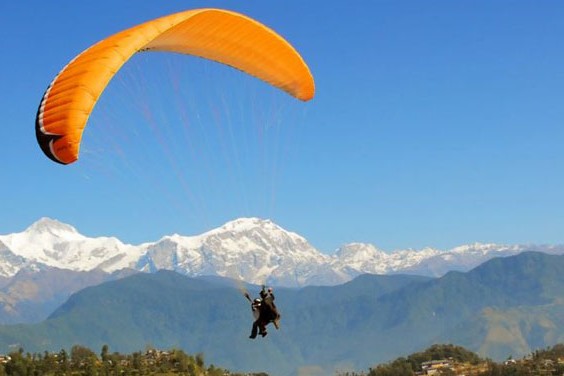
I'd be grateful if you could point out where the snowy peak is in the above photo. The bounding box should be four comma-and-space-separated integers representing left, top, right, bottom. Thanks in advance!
26, 217, 82, 239
449, 242, 520, 255
334, 243, 387, 261
205, 217, 306, 243
212, 217, 276, 232
199, 217, 315, 258
139, 217, 327, 286
332, 243, 394, 275
0, 217, 85, 260
0, 219, 141, 274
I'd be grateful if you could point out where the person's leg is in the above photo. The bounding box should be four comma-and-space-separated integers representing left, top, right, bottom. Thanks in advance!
249, 321, 259, 339
259, 321, 267, 337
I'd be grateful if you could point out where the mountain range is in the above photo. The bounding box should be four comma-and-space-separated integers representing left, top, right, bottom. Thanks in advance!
1, 217, 563, 286
0, 251, 561, 375
0, 217, 562, 326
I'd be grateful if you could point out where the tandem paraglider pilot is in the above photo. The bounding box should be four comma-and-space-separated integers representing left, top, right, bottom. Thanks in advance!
248, 285, 281, 339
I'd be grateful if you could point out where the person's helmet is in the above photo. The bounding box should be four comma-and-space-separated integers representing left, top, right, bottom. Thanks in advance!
268, 287, 273, 292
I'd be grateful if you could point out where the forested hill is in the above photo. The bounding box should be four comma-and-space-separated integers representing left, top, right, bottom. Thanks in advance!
352, 343, 564, 375
0, 252, 561, 375
2, 343, 563, 375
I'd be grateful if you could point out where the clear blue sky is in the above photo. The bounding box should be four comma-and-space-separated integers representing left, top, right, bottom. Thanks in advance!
1, 1, 564, 253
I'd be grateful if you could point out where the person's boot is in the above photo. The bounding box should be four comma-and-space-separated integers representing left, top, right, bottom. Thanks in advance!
249, 327, 257, 339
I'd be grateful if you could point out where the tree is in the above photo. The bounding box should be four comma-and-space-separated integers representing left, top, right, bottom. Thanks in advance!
70, 344, 98, 373
4, 348, 28, 376
39, 351, 58, 375
57, 348, 70, 375
368, 358, 413, 376
131, 351, 146, 374
101, 344, 109, 362
195, 352, 205, 369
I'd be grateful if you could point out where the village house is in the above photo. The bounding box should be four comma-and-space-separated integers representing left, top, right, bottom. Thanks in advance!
420, 359, 453, 375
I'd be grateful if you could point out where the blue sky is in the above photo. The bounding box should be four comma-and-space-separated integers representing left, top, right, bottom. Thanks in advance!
1, 1, 563, 253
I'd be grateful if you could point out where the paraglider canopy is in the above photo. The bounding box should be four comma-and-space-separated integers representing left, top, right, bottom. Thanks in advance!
36, 8, 315, 165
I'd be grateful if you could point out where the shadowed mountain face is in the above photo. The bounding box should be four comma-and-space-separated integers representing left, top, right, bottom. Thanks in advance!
0, 252, 561, 376
0, 267, 138, 324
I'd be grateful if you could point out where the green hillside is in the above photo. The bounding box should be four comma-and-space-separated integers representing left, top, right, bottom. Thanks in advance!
0, 252, 561, 375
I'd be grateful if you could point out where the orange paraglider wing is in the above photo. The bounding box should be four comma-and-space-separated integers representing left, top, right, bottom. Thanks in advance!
36, 8, 315, 165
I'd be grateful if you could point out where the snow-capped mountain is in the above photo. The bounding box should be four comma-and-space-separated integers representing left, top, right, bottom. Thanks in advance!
0, 218, 143, 273
136, 218, 332, 286
398, 242, 564, 276
330, 243, 442, 276
0, 217, 563, 287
